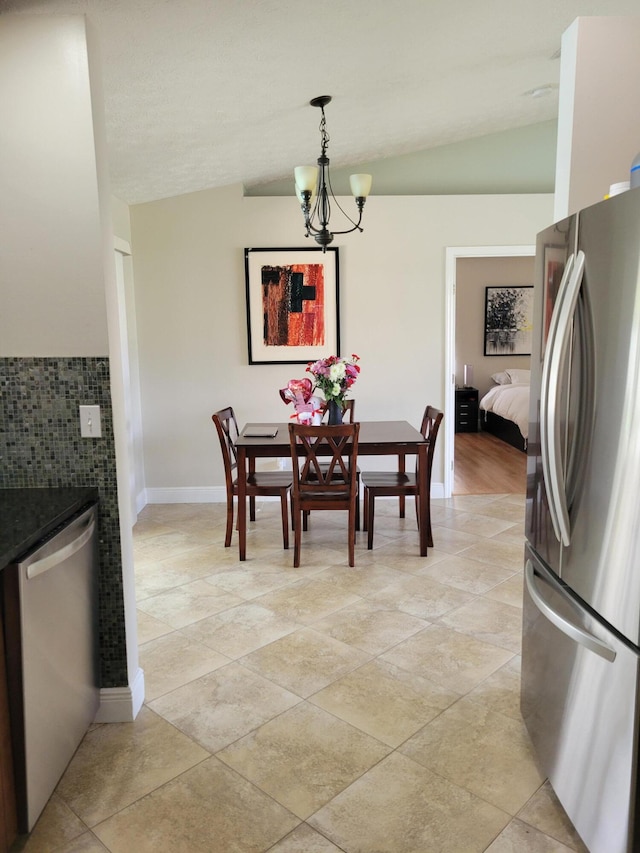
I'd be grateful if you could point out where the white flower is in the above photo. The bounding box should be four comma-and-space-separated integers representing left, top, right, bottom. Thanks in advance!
332, 382, 341, 396
328, 362, 346, 382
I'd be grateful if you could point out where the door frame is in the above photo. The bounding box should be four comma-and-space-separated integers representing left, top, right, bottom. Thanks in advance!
444, 244, 535, 498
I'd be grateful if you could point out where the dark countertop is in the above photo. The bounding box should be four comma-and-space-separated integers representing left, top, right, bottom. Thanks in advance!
0, 487, 99, 568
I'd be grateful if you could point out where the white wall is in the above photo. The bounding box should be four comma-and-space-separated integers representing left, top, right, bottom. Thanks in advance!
131, 187, 553, 498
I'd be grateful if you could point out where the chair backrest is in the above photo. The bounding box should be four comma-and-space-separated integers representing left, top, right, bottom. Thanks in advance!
288, 422, 360, 500
212, 407, 240, 494
320, 398, 356, 423
420, 405, 444, 482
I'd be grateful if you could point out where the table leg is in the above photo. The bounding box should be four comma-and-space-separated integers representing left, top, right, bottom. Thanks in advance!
398, 453, 406, 518
238, 445, 247, 561
417, 444, 428, 556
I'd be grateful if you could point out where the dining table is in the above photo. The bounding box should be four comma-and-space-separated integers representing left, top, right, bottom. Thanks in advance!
234, 420, 429, 561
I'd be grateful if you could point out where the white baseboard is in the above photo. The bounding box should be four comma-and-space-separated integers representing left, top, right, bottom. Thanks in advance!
95, 667, 145, 723
143, 483, 445, 504
145, 486, 227, 504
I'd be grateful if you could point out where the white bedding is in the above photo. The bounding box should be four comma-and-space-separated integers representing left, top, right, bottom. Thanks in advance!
480, 382, 529, 439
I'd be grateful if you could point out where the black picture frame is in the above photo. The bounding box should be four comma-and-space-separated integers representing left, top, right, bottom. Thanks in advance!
244, 247, 340, 365
483, 285, 534, 356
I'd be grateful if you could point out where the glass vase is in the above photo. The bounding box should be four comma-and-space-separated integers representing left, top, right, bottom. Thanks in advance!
326, 399, 343, 425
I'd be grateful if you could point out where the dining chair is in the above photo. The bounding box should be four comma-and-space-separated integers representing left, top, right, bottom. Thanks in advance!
288, 422, 360, 567
312, 398, 360, 528
212, 406, 292, 549
361, 405, 443, 550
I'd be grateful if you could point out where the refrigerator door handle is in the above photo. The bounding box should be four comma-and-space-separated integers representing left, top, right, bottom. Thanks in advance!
540, 252, 575, 544
525, 560, 616, 662
541, 250, 586, 547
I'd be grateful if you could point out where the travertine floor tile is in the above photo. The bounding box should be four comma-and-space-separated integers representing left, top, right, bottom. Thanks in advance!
17, 793, 88, 852
381, 623, 513, 693
484, 572, 524, 608
400, 697, 544, 815
136, 609, 173, 645
241, 627, 371, 697
218, 702, 390, 819
415, 552, 516, 594
25, 497, 581, 853
200, 565, 300, 599
308, 751, 510, 853
466, 656, 523, 720
313, 561, 409, 596
269, 823, 344, 851
148, 661, 300, 753
310, 658, 459, 746
437, 509, 516, 538
438, 596, 523, 653
458, 537, 526, 571
311, 599, 429, 655
55, 708, 208, 826
92, 757, 299, 853
51, 833, 109, 852
180, 601, 300, 658
429, 524, 483, 554
253, 576, 362, 624
367, 573, 475, 620
485, 817, 576, 852
517, 782, 589, 851
138, 631, 230, 701
136, 578, 243, 628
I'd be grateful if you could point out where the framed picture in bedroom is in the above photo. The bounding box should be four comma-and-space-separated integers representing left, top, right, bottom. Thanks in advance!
244, 247, 340, 365
483, 285, 534, 356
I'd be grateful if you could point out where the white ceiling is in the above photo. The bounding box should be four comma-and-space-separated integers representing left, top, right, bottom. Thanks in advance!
3, 0, 639, 204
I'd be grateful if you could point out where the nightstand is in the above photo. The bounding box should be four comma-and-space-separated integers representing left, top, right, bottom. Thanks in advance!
455, 387, 479, 433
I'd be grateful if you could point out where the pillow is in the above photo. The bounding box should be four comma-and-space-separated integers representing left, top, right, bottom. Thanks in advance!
505, 368, 530, 384
491, 371, 511, 385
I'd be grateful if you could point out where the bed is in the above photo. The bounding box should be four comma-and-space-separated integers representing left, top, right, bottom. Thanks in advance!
479, 368, 530, 452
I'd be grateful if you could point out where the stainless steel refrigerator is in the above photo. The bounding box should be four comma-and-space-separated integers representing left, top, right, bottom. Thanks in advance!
521, 187, 640, 853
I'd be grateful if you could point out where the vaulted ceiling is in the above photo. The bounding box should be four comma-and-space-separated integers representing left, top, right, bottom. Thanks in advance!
3, 0, 639, 204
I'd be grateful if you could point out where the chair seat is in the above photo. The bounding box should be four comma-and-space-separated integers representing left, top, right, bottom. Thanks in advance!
243, 472, 293, 490
360, 471, 415, 492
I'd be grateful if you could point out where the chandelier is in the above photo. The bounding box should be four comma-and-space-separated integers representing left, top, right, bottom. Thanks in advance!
294, 96, 372, 249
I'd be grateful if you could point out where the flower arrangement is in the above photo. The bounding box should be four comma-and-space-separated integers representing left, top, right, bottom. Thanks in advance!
306, 354, 360, 404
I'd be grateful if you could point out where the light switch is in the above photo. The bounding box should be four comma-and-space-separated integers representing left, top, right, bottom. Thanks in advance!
79, 405, 102, 438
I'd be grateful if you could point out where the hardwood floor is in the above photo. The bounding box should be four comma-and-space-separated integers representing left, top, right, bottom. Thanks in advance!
454, 431, 527, 495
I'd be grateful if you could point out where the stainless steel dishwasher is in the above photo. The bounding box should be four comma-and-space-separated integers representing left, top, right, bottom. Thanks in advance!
4, 503, 99, 832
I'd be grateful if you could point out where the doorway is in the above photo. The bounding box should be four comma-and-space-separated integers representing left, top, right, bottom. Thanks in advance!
444, 245, 535, 498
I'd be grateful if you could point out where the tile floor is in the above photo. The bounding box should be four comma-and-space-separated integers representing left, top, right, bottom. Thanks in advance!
15, 495, 589, 852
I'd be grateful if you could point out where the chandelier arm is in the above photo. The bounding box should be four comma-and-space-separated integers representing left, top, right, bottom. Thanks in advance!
324, 168, 364, 232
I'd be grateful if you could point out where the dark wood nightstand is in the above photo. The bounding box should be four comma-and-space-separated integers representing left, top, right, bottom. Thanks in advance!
455, 387, 479, 433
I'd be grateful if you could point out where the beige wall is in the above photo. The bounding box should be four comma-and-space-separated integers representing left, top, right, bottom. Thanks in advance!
130, 187, 553, 498
0, 14, 109, 356
455, 256, 535, 398
555, 16, 640, 219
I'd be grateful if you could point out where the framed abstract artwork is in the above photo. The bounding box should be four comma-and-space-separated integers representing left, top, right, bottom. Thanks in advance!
483, 285, 534, 356
244, 247, 340, 364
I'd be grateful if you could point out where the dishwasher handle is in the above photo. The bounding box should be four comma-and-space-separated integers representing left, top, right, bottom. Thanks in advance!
26, 514, 96, 580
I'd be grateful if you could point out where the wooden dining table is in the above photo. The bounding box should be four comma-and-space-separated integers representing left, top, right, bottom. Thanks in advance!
235, 420, 429, 560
